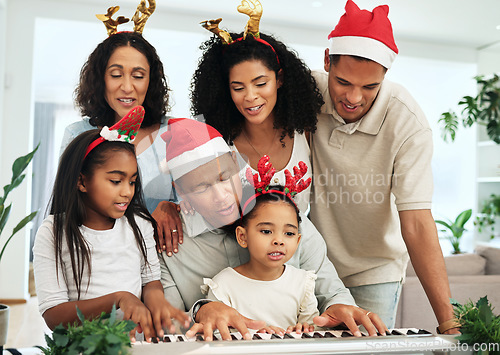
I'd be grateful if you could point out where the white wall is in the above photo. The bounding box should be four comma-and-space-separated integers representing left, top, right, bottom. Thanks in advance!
0, 0, 479, 299
0, 0, 6, 170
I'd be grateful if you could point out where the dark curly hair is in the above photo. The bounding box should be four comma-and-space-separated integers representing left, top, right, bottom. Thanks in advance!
74, 32, 169, 128
190, 32, 323, 143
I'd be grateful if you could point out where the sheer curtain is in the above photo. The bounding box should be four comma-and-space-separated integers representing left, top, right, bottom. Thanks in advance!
30, 103, 80, 260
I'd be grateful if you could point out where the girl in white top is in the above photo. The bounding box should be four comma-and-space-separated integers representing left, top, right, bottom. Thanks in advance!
202, 157, 318, 334
33, 108, 189, 342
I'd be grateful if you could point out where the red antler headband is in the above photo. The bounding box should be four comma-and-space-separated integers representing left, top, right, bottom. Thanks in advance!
242, 155, 311, 215
84, 106, 144, 159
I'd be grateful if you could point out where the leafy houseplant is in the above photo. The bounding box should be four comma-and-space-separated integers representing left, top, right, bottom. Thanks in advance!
451, 296, 500, 355
439, 74, 500, 144
0, 146, 38, 352
435, 209, 472, 254
475, 194, 500, 240
0, 145, 39, 265
38, 305, 136, 355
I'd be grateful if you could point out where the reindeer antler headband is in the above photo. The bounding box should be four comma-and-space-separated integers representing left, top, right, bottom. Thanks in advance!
242, 155, 311, 215
96, 0, 156, 36
200, 0, 280, 65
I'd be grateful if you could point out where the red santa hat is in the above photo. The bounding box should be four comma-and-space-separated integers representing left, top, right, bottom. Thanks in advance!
160, 118, 231, 181
328, 0, 398, 69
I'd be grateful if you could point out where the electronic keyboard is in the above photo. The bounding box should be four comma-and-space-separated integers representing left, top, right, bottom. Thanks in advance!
132, 328, 459, 354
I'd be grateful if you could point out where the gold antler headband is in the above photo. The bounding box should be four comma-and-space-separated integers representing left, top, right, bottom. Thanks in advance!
200, 0, 279, 64
96, 6, 130, 36
237, 0, 263, 40
132, 0, 156, 34
201, 0, 262, 44
96, 0, 156, 36
200, 18, 233, 45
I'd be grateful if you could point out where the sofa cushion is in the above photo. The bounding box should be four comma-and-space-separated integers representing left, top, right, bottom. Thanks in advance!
406, 252, 486, 277
475, 245, 500, 275
397, 274, 500, 330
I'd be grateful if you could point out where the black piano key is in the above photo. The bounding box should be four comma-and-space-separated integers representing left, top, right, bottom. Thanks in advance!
312, 332, 324, 338
176, 335, 185, 342
324, 331, 336, 338
391, 330, 405, 336
407, 330, 417, 335
164, 336, 172, 342
271, 333, 282, 339
284, 333, 295, 339
231, 334, 238, 340
151, 337, 158, 344
196, 335, 204, 342
301, 333, 312, 338
341, 331, 354, 337
252, 334, 263, 340
418, 329, 432, 335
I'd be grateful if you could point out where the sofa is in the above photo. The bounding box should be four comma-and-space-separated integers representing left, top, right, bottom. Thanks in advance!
395, 245, 500, 331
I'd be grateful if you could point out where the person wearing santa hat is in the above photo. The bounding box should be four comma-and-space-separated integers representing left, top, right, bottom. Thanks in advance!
157, 117, 388, 341
309, 0, 458, 334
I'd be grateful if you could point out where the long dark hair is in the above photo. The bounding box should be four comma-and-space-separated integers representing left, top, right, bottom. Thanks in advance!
49, 129, 157, 298
74, 32, 169, 128
190, 32, 323, 143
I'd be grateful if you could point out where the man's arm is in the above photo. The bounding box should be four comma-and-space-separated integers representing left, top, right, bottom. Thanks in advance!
399, 209, 458, 334
159, 252, 187, 311
295, 214, 356, 311
297, 215, 388, 336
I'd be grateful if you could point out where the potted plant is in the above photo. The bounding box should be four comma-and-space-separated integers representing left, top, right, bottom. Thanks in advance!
439, 74, 500, 144
38, 305, 136, 355
435, 209, 472, 254
475, 194, 500, 240
0, 146, 38, 352
451, 296, 500, 355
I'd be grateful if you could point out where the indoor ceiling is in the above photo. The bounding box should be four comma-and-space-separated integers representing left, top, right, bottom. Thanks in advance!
95, 0, 500, 51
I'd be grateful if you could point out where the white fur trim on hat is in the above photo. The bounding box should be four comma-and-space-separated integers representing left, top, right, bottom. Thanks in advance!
329, 36, 397, 69
167, 136, 231, 181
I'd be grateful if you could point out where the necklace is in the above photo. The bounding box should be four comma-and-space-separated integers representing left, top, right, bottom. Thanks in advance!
242, 128, 278, 157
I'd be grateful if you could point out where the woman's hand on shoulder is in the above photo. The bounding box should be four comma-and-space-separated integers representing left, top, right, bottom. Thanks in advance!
152, 201, 183, 255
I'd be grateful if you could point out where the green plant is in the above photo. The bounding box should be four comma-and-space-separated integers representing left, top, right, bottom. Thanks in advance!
475, 194, 500, 240
0, 145, 39, 265
435, 209, 472, 254
38, 305, 136, 355
451, 296, 500, 355
439, 74, 500, 144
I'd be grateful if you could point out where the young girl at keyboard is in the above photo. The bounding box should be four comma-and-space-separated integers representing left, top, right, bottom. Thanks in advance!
202, 156, 318, 335
33, 107, 189, 342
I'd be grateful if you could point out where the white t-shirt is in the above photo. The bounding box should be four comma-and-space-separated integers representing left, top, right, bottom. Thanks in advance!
33, 215, 160, 315
201, 265, 319, 329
